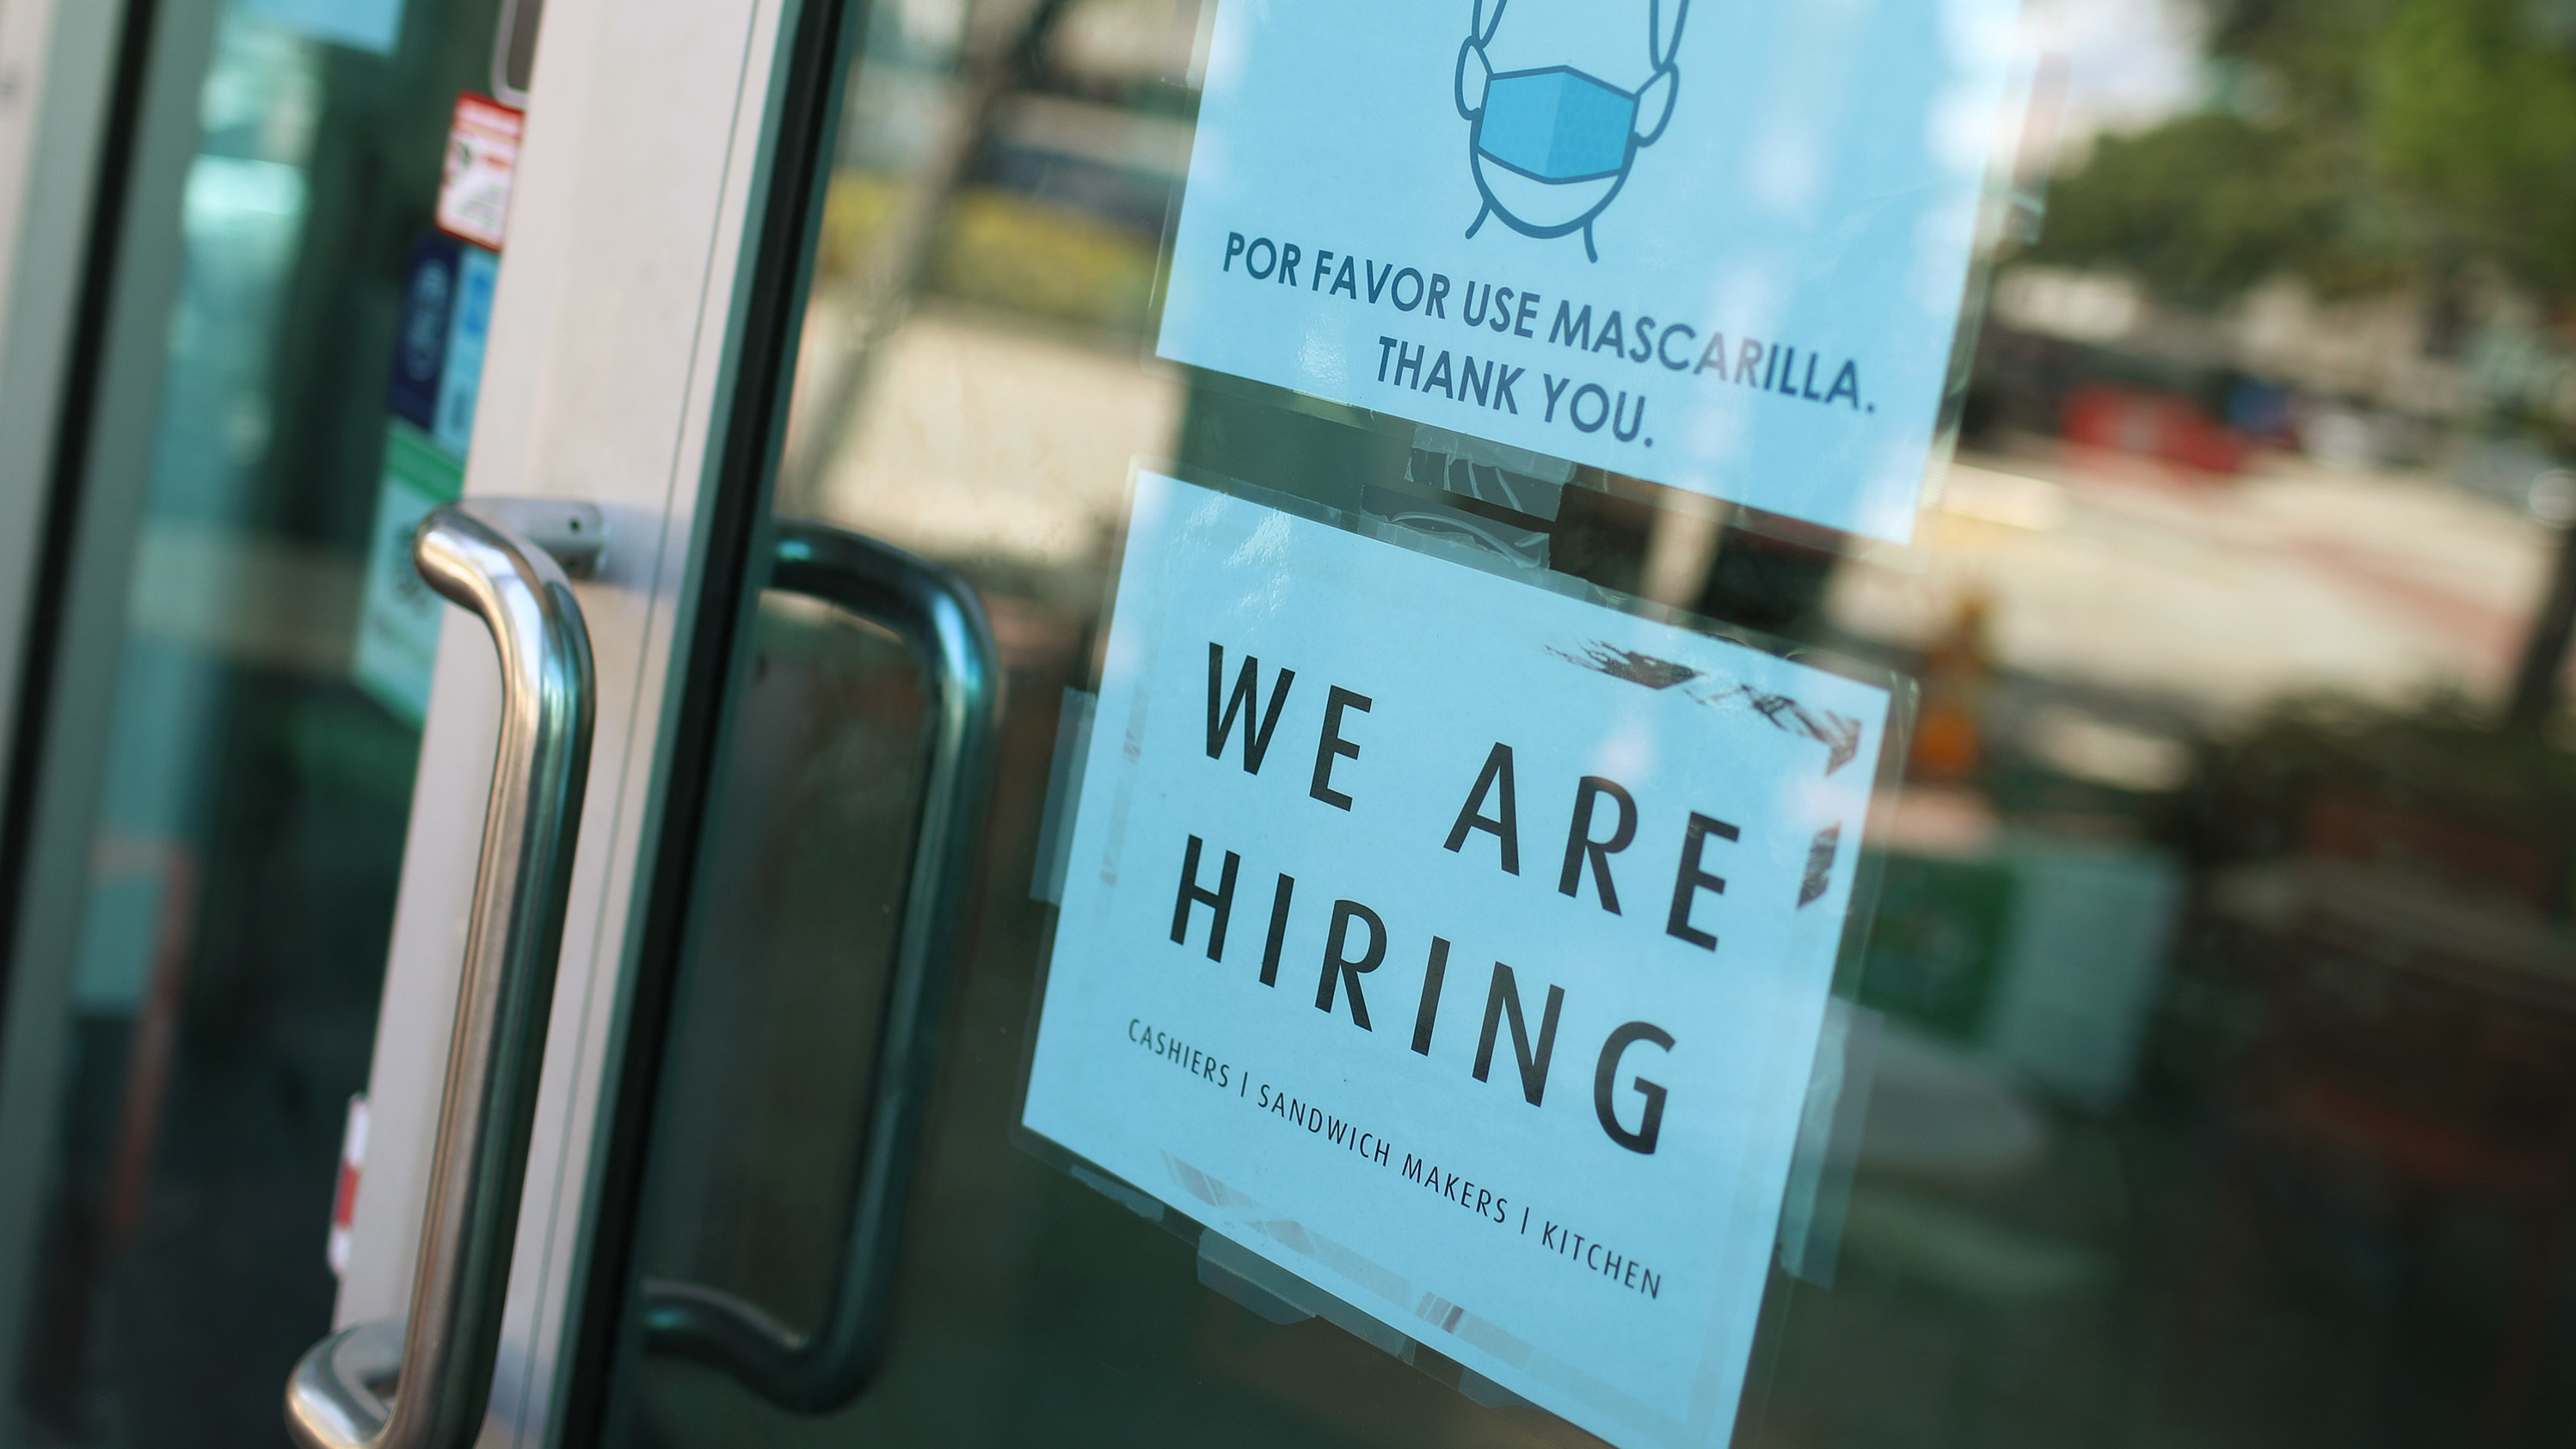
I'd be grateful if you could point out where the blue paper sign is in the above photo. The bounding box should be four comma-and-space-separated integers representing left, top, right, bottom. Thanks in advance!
1024, 473, 1890, 1449
1155, 0, 2023, 543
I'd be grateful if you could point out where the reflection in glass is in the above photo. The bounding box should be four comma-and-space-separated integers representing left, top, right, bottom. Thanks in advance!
3, 0, 502, 1440
610, 0, 2576, 1446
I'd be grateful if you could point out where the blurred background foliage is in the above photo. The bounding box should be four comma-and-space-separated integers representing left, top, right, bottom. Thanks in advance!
2035, 0, 2576, 307
820, 173, 1160, 335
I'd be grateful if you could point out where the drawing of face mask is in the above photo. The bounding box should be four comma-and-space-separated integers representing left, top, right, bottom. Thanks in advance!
1477, 66, 1640, 184
1454, 0, 1686, 261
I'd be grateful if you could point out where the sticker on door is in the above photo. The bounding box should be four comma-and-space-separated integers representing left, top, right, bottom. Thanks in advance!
1021, 471, 1893, 1449
438, 94, 523, 250
1153, 0, 2024, 543
353, 231, 496, 724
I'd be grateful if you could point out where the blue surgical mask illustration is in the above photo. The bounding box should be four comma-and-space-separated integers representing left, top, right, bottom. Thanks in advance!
1456, 0, 1687, 261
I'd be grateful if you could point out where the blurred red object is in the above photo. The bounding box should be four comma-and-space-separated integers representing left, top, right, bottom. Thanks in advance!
2062, 382, 2246, 475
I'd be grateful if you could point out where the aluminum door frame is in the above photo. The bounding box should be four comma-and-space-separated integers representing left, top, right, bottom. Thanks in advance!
331, 0, 802, 1442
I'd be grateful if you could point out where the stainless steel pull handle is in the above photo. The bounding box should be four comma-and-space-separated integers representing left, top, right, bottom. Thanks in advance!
640, 521, 999, 1412
286, 502, 599, 1449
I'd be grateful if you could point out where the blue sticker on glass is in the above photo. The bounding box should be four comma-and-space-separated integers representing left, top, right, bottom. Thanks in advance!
433, 245, 498, 455
386, 232, 460, 435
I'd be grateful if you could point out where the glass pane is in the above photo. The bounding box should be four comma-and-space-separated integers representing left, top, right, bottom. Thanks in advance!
594, 0, 2576, 1446
638, 596, 923, 1335
0, 0, 503, 1440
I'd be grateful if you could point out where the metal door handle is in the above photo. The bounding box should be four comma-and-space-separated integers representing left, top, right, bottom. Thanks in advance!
640, 521, 999, 1412
286, 502, 599, 1449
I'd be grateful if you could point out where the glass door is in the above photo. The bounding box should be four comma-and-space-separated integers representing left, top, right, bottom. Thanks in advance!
553, 3, 2576, 1449
304, 2, 846, 1447
274, 0, 2576, 1447
0, 0, 519, 1441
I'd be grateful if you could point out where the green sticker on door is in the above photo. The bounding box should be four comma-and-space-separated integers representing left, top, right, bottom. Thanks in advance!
352, 421, 462, 725
354, 224, 497, 724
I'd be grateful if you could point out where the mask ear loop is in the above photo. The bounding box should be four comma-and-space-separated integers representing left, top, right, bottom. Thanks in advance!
1456, 0, 1506, 121
1459, 0, 1509, 239
1634, 0, 1685, 149
1454, 37, 1490, 120
1650, 0, 1690, 69
1634, 62, 1681, 145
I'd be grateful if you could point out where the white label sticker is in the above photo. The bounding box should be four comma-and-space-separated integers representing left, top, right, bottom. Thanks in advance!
1153, 0, 2021, 543
1023, 473, 1890, 1449
437, 95, 523, 251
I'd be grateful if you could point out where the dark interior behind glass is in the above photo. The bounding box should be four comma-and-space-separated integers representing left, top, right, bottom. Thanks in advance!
587, 1, 2576, 1446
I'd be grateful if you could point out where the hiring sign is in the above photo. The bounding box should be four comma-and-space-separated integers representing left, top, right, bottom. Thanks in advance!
1154, 0, 2021, 543
1022, 474, 1891, 1449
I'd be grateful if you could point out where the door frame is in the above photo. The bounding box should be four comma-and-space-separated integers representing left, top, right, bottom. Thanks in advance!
330, 0, 833, 1444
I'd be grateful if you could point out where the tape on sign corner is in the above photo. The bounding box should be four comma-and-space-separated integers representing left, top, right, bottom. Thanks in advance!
1029, 688, 1098, 906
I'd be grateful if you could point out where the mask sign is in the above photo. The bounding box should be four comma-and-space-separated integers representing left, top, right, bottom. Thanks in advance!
1153, 0, 2024, 543
1020, 470, 1897, 1449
